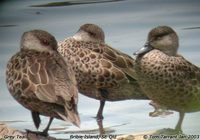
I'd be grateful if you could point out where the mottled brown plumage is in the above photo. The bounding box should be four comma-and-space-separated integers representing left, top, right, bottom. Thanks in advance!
58, 24, 149, 119
6, 30, 80, 136
134, 26, 200, 132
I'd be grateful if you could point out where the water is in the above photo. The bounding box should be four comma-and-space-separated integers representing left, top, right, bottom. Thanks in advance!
0, 0, 200, 139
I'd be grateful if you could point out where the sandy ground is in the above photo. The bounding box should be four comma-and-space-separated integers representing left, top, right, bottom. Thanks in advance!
0, 123, 156, 140
0, 123, 57, 140
1, 123, 193, 140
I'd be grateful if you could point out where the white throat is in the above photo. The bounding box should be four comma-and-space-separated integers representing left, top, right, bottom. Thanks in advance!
73, 31, 100, 43
21, 38, 53, 53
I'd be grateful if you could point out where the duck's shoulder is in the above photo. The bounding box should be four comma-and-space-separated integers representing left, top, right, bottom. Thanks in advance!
172, 54, 200, 76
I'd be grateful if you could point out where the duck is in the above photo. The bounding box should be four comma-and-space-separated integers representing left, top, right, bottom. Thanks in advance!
58, 23, 155, 120
133, 26, 200, 132
6, 29, 80, 136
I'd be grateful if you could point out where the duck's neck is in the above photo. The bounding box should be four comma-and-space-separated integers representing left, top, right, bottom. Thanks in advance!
162, 49, 178, 56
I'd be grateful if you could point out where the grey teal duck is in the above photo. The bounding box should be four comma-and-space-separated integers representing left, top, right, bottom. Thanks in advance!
58, 23, 151, 120
6, 30, 80, 136
134, 26, 200, 132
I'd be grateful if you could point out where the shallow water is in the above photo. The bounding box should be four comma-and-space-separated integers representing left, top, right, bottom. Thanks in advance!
0, 0, 200, 139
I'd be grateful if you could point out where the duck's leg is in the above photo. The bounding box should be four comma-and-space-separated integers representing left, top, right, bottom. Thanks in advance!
97, 117, 105, 135
26, 111, 41, 135
42, 117, 54, 136
31, 111, 41, 129
96, 100, 105, 120
26, 117, 53, 137
96, 89, 109, 120
175, 112, 185, 132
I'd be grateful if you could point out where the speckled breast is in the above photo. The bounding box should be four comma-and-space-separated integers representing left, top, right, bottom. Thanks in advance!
135, 50, 200, 112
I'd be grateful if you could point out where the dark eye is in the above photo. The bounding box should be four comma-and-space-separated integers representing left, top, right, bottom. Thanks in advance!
88, 31, 95, 36
155, 34, 164, 40
42, 39, 49, 46
156, 32, 169, 40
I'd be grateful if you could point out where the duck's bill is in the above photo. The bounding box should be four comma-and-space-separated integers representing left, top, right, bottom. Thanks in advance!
133, 42, 153, 56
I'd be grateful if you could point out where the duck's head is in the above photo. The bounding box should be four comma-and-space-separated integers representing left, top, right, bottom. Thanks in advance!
73, 23, 105, 43
21, 29, 57, 52
134, 26, 179, 56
